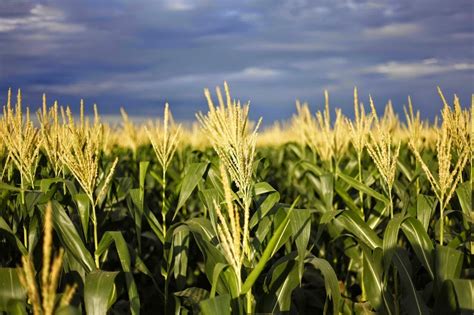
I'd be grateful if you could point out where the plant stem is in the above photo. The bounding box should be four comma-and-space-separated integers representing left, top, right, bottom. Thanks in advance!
91, 201, 99, 268
357, 153, 364, 218
439, 199, 444, 246
246, 288, 253, 314
23, 224, 28, 249
388, 188, 394, 219
162, 167, 167, 238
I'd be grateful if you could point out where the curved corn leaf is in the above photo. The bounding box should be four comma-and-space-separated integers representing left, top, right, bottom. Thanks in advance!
199, 294, 231, 315
0, 268, 26, 312
43, 201, 95, 273
416, 194, 436, 231
250, 182, 280, 229
84, 270, 118, 315
382, 214, 405, 268
401, 217, 434, 280
172, 224, 190, 290
338, 172, 389, 204
74, 193, 90, 240
175, 162, 208, 218
435, 245, 463, 289
360, 246, 395, 314
241, 200, 296, 294
96, 231, 140, 315
434, 280, 458, 315
451, 279, 474, 312
186, 218, 240, 298
392, 249, 429, 315
305, 256, 341, 315
337, 210, 383, 249
260, 253, 299, 313
0, 217, 27, 255
55, 305, 81, 315
210, 263, 228, 298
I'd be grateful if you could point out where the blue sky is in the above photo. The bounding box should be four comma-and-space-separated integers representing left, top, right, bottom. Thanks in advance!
0, 0, 472, 123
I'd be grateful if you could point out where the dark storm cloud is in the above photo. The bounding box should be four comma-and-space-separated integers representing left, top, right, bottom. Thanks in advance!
0, 0, 472, 122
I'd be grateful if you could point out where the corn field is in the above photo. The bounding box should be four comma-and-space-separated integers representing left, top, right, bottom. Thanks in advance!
0, 83, 472, 314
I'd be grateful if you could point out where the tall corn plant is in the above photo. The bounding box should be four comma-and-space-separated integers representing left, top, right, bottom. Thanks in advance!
188, 83, 340, 314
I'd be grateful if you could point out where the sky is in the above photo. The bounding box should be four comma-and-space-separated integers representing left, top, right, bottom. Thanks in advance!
0, 0, 473, 123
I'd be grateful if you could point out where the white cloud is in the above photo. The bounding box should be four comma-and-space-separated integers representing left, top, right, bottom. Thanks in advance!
364, 23, 421, 38
0, 4, 84, 33
365, 59, 474, 79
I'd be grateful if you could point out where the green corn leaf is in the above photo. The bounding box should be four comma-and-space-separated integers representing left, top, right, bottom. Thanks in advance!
0, 181, 22, 192
84, 270, 119, 315
416, 194, 436, 232
199, 294, 231, 315
451, 279, 474, 313
74, 193, 90, 240
42, 201, 96, 273
401, 217, 434, 280
186, 218, 240, 298
290, 209, 311, 280
305, 256, 341, 315
392, 249, 429, 315
338, 172, 389, 204
0, 268, 26, 312
456, 181, 472, 230
434, 280, 458, 315
96, 231, 140, 315
382, 214, 405, 268
361, 246, 395, 314
261, 253, 299, 313
0, 217, 27, 255
337, 210, 383, 249
175, 162, 208, 219
210, 263, 228, 298
172, 225, 190, 290
241, 199, 297, 294
435, 245, 463, 289
54, 305, 81, 315
250, 182, 280, 229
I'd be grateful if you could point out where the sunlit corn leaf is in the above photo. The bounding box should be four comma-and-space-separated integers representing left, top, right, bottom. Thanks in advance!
172, 225, 190, 290
185, 218, 240, 298
95, 231, 140, 315
382, 214, 405, 268
401, 217, 434, 280
456, 181, 472, 230
451, 279, 474, 313
54, 305, 81, 315
249, 182, 280, 229
417, 194, 436, 231
241, 200, 296, 294
74, 193, 90, 240
290, 208, 311, 280
0, 268, 26, 312
435, 245, 463, 290
26, 214, 39, 254
361, 245, 395, 314
84, 270, 119, 315
305, 255, 341, 315
41, 201, 95, 273
338, 172, 389, 204
199, 294, 231, 315
336, 210, 383, 249
175, 162, 209, 218
260, 252, 299, 313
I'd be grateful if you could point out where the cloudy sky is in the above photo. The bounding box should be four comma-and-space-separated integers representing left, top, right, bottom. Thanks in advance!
0, 0, 472, 122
